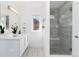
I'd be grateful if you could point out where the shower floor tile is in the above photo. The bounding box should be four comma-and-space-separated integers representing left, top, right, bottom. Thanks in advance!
50, 48, 71, 55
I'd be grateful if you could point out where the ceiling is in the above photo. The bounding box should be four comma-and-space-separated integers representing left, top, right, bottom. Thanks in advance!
50, 1, 65, 9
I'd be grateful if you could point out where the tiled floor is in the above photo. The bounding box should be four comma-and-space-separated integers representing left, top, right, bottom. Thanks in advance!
22, 47, 45, 57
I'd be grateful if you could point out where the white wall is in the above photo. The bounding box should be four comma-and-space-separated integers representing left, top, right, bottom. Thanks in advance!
42, 2, 50, 56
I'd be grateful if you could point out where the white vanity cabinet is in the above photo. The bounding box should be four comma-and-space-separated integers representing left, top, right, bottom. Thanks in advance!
0, 39, 20, 57
0, 35, 28, 57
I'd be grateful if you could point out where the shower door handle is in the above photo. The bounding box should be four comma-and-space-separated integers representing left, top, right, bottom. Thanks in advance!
74, 35, 79, 38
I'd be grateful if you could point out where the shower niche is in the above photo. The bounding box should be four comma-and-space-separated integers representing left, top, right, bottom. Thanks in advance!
50, 1, 72, 55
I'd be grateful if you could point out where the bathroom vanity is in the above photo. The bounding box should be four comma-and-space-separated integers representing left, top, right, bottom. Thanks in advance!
0, 34, 28, 57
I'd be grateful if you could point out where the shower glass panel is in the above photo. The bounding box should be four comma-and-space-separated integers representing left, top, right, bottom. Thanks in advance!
50, 1, 72, 55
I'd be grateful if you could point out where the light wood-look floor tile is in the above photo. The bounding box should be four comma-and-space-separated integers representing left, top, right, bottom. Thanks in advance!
22, 47, 45, 57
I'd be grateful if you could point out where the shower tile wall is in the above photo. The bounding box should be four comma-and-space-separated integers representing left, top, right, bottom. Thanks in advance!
50, 9, 60, 54
59, 2, 72, 54
50, 9, 58, 38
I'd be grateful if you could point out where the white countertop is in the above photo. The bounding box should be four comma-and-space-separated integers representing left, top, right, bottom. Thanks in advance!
0, 34, 26, 39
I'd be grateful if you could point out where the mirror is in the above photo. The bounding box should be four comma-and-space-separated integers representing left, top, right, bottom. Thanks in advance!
0, 4, 20, 34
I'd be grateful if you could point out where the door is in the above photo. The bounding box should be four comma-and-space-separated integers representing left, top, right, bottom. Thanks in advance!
72, 1, 79, 56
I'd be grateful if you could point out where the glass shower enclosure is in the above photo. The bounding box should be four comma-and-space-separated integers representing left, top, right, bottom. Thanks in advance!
50, 1, 72, 55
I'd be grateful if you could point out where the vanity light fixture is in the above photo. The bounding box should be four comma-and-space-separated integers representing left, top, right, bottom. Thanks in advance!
8, 5, 18, 14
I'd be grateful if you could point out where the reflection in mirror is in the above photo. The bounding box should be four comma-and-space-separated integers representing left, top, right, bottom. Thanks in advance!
0, 15, 9, 30
0, 16, 6, 28
6, 15, 9, 30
